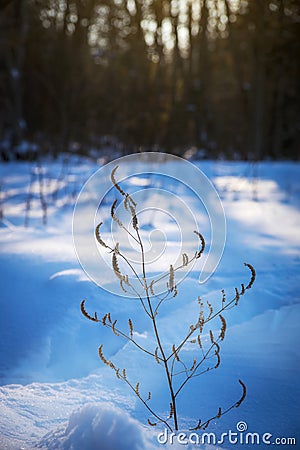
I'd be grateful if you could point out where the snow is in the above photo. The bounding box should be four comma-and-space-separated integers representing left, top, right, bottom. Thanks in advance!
0, 156, 299, 449
37, 403, 155, 450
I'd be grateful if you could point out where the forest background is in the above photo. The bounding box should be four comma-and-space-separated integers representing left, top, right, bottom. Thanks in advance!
0, 0, 299, 161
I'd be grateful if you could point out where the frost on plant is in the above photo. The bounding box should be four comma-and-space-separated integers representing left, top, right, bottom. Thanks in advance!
81, 166, 256, 432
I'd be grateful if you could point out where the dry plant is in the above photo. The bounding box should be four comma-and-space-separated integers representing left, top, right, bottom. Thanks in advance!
81, 166, 256, 432
24, 161, 47, 226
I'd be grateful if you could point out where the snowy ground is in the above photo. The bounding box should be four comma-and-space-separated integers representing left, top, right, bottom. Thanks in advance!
0, 155, 299, 449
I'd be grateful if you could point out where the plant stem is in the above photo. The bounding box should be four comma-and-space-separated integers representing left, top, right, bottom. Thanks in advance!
136, 226, 179, 431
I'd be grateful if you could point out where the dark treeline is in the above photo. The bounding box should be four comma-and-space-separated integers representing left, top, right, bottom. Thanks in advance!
0, 0, 299, 160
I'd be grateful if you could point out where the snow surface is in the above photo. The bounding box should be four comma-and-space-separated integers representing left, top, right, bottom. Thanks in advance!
0, 156, 299, 449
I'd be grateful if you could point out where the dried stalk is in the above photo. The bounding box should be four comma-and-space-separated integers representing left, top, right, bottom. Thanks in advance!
81, 166, 256, 432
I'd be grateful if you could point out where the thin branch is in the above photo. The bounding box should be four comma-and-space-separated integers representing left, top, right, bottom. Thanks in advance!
189, 380, 247, 431
95, 223, 144, 288
167, 264, 255, 363
121, 374, 173, 432
175, 340, 218, 397
104, 321, 163, 361
151, 253, 198, 288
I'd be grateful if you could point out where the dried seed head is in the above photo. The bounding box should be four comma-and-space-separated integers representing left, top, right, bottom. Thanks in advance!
207, 301, 213, 318
190, 358, 197, 371
244, 263, 256, 290
215, 350, 221, 369
101, 313, 108, 326
169, 265, 174, 291
111, 166, 126, 197
209, 330, 214, 344
112, 251, 121, 278
128, 204, 138, 230
197, 334, 202, 349
95, 222, 109, 248
149, 280, 155, 296
221, 289, 226, 303
111, 200, 124, 228
148, 419, 157, 427
110, 199, 117, 218
112, 248, 128, 285
198, 315, 204, 333
120, 279, 127, 293
194, 230, 205, 257
128, 318, 133, 337
124, 194, 129, 211
98, 345, 115, 369
235, 287, 240, 305
219, 314, 226, 341
182, 253, 189, 266
135, 382, 140, 397
80, 300, 99, 322
236, 379, 247, 407
112, 320, 119, 336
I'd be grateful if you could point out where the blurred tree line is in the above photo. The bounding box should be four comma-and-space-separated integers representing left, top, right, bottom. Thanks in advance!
0, 0, 299, 160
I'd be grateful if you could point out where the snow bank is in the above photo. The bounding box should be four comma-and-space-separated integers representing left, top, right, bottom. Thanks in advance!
37, 403, 153, 450
37, 403, 218, 450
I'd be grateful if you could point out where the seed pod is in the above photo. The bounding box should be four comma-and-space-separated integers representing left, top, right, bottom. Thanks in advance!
197, 335, 202, 349
236, 379, 247, 407
244, 263, 256, 290
112, 320, 119, 336
235, 287, 240, 305
169, 265, 174, 291
209, 330, 214, 344
149, 280, 155, 296
221, 289, 226, 303
80, 300, 99, 322
190, 358, 197, 371
219, 314, 226, 341
194, 230, 205, 257
128, 319, 133, 337
111, 166, 126, 196
207, 301, 213, 318
135, 382, 140, 397
95, 222, 109, 248
148, 419, 157, 427
101, 314, 108, 326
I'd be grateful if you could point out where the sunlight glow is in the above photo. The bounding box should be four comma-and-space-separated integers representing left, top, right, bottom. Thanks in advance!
39, 0, 245, 57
